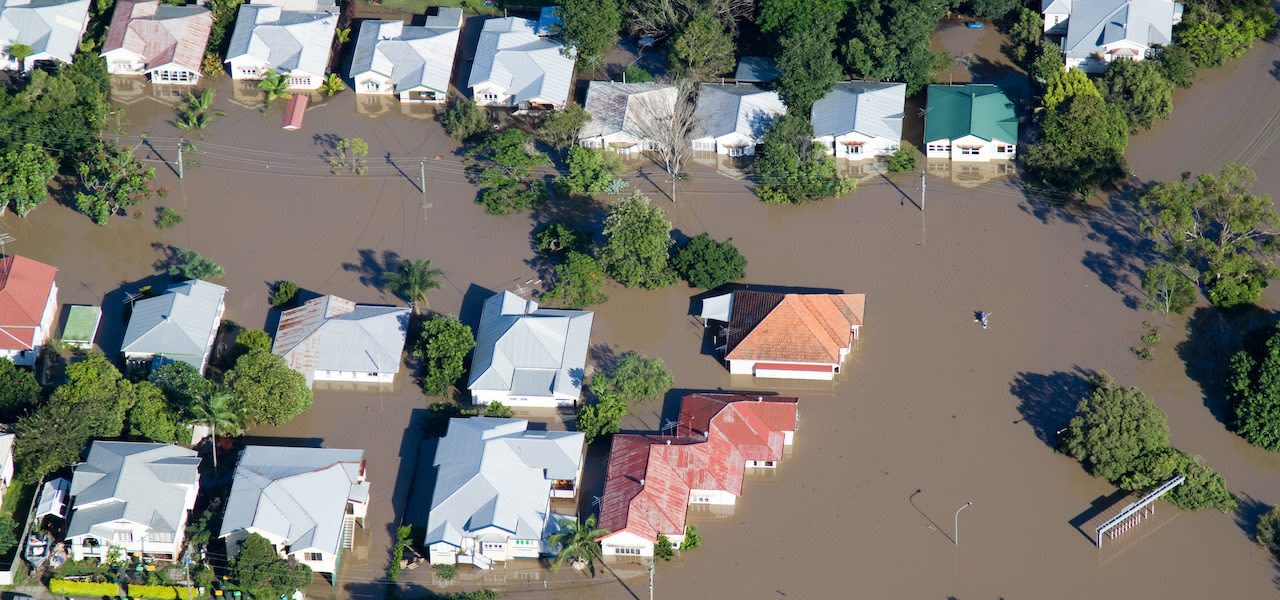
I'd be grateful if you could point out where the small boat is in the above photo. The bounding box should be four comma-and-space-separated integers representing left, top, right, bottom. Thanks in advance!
24, 532, 50, 568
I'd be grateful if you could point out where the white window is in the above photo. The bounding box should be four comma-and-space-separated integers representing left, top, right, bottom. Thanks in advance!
927, 143, 950, 153
482, 93, 499, 101
481, 542, 504, 551
155, 70, 192, 83
114, 531, 134, 542
289, 76, 311, 87
363, 81, 380, 92
848, 145, 863, 155
726, 146, 748, 157
692, 140, 715, 151
996, 144, 1013, 154
304, 552, 323, 561
960, 146, 981, 156
615, 547, 641, 555
690, 495, 711, 504
239, 68, 259, 77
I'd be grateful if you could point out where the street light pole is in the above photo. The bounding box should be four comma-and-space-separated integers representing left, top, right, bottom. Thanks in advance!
955, 501, 973, 546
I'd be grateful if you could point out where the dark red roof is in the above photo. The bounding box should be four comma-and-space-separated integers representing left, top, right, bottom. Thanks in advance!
0, 256, 56, 351
598, 394, 800, 544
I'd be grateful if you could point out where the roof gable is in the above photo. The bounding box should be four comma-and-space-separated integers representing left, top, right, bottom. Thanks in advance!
101, 0, 212, 72
67, 442, 199, 539
467, 17, 575, 105
694, 84, 786, 142
811, 81, 906, 141
0, 255, 56, 351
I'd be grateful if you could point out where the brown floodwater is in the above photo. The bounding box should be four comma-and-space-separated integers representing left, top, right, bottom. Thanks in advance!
2, 32, 1280, 600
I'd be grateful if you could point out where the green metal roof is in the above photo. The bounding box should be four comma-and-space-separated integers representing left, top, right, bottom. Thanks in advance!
62, 305, 101, 344
923, 84, 1018, 144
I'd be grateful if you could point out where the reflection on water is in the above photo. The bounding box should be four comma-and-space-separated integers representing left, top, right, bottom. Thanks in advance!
109, 75, 188, 107
926, 158, 1015, 189
355, 93, 443, 120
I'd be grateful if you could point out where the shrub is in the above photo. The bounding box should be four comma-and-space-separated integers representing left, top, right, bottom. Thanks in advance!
886, 144, 918, 173
1258, 506, 1280, 557
534, 222, 588, 255
235, 328, 273, 355
433, 563, 458, 580
270, 280, 300, 308
621, 64, 654, 83
388, 525, 413, 583
167, 248, 224, 280
128, 584, 184, 599
482, 402, 514, 418
155, 206, 182, 229
441, 100, 488, 141
678, 525, 701, 551
49, 579, 121, 597
654, 534, 675, 560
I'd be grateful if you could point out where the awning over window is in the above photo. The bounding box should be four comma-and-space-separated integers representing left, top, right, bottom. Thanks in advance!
700, 293, 733, 323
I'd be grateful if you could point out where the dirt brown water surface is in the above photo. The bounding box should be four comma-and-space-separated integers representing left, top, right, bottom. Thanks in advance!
3, 38, 1280, 599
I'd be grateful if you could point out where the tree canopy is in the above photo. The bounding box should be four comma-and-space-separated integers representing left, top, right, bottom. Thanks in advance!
1229, 325, 1280, 451
1042, 67, 1100, 111
842, 0, 950, 95
0, 143, 56, 217
775, 22, 843, 115
668, 13, 735, 79
467, 130, 550, 215
598, 193, 677, 289
414, 315, 476, 396
673, 233, 746, 289
1023, 92, 1128, 197
555, 0, 621, 70
1177, 0, 1276, 68
543, 252, 610, 309
224, 349, 313, 427
235, 533, 313, 599
1141, 262, 1197, 315
127, 381, 188, 443
753, 114, 855, 204
588, 352, 673, 405
1102, 58, 1174, 131
440, 100, 488, 141
0, 358, 40, 421
1060, 373, 1170, 482
167, 248, 225, 280
1138, 164, 1279, 308
381, 258, 443, 312
562, 146, 623, 195
537, 107, 591, 152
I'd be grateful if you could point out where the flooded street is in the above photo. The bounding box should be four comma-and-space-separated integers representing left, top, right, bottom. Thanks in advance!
3, 34, 1280, 599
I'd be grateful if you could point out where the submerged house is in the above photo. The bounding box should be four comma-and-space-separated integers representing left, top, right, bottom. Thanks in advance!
922, 84, 1018, 162
0, 0, 91, 71
349, 8, 463, 102
1047, 0, 1183, 72
65, 442, 201, 561
690, 84, 785, 156
468, 291, 592, 408
0, 255, 58, 367
224, 0, 338, 90
578, 81, 677, 155
468, 17, 575, 110
425, 418, 584, 568
220, 446, 369, 575
701, 290, 866, 380
121, 279, 226, 373
101, 0, 212, 85
272, 294, 409, 386
811, 81, 906, 159
597, 393, 798, 556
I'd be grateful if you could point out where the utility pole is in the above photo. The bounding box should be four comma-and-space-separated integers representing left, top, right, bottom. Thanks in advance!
177, 138, 185, 180
919, 168, 926, 212
419, 158, 428, 209
648, 557, 654, 600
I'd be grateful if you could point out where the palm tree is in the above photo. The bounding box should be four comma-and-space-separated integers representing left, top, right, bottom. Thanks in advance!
176, 89, 226, 132
335, 27, 351, 44
190, 388, 242, 470
380, 259, 443, 313
6, 42, 32, 72
549, 515, 609, 576
258, 70, 291, 104
319, 73, 346, 97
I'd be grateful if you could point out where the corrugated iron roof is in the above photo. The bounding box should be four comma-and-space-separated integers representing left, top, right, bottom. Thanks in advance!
101, 0, 212, 73
0, 255, 56, 351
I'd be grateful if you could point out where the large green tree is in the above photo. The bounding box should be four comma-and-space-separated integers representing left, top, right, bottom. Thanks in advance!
1102, 59, 1174, 131
575, 391, 628, 444
51, 353, 137, 437
753, 114, 855, 204
588, 351, 673, 405
1060, 373, 1171, 482
842, 0, 951, 94
1258, 506, 1280, 558
775, 22, 843, 114
413, 315, 476, 396
598, 192, 677, 288
543, 252, 610, 309
1177, 0, 1276, 68
0, 143, 56, 217
224, 350, 312, 427
235, 533, 313, 598
440, 100, 488, 141
1117, 447, 1237, 512
0, 358, 40, 421
668, 13, 735, 79
562, 146, 623, 195
467, 130, 550, 215
1229, 326, 1280, 451
74, 143, 158, 225
14, 401, 92, 482
1041, 67, 1100, 111
537, 106, 591, 152
555, 0, 622, 69
1141, 262, 1197, 316
1007, 7, 1044, 64
127, 381, 187, 443
167, 248, 225, 280
1138, 163, 1279, 308
1023, 92, 1128, 197
673, 233, 746, 289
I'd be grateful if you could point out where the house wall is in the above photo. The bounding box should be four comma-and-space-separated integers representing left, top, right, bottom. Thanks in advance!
692, 133, 759, 156
104, 49, 146, 74
354, 73, 394, 94
149, 63, 199, 85
289, 548, 339, 574
815, 133, 900, 159
3, 281, 58, 366
730, 359, 838, 380
197, 298, 226, 373
688, 488, 736, 506
313, 369, 395, 384
472, 82, 514, 107
429, 541, 459, 565
1043, 11, 1068, 33
470, 388, 575, 408
398, 88, 445, 103
745, 459, 779, 468
924, 135, 1016, 162
783, 430, 795, 445
228, 57, 269, 80
579, 133, 655, 156
599, 531, 655, 557
69, 522, 183, 561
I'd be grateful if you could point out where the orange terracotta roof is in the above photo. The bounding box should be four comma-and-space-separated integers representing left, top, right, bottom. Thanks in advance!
0, 256, 57, 351
725, 292, 865, 364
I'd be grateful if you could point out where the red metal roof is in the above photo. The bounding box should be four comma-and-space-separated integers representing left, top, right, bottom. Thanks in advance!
598, 394, 800, 544
282, 95, 308, 130
0, 256, 56, 351
102, 0, 213, 73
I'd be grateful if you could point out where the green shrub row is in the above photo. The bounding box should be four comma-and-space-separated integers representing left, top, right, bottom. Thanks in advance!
49, 578, 121, 597
128, 583, 185, 599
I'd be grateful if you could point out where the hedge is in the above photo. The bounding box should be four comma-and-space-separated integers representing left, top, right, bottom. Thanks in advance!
128, 584, 185, 599
49, 578, 121, 597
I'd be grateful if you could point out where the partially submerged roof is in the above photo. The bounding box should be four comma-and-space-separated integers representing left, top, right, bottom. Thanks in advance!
350, 9, 462, 94
62, 305, 101, 345
67, 442, 200, 538
678, 393, 797, 461
273, 294, 409, 382
693, 84, 785, 142
121, 279, 226, 367
1063, 0, 1178, 58
468, 17, 575, 106
468, 291, 592, 400
224, 2, 337, 76
101, 0, 212, 73
734, 56, 779, 83
220, 446, 367, 556
723, 291, 866, 364
811, 81, 906, 141
580, 81, 677, 141
0, 0, 91, 64
0, 255, 56, 351
923, 84, 1018, 144
425, 418, 584, 547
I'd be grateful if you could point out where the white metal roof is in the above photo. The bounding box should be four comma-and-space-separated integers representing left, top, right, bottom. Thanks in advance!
467, 17, 575, 106
467, 291, 593, 399
693, 83, 786, 143
349, 10, 461, 94
66, 442, 200, 539
272, 295, 409, 383
121, 279, 226, 368
219, 446, 366, 556
0, 0, 90, 65
224, 2, 337, 76
810, 81, 906, 141
579, 81, 677, 141
425, 418, 584, 547
1062, 0, 1178, 58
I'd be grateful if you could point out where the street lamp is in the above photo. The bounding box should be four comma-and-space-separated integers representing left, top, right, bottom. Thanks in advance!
955, 501, 973, 546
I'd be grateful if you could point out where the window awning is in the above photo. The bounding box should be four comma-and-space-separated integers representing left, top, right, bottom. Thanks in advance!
700, 293, 733, 323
